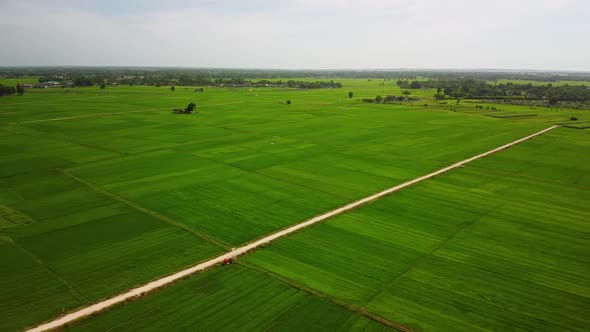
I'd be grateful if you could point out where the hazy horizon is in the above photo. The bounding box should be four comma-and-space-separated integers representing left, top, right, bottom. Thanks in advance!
1, 0, 589, 71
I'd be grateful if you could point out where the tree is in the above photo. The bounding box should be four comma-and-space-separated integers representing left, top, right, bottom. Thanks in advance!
375, 95, 383, 103
402, 91, 411, 98
73, 77, 93, 86
348, 91, 353, 99
16, 83, 24, 95
0, 84, 17, 96
185, 102, 196, 113
410, 81, 422, 89
171, 86, 176, 92
286, 100, 292, 105
100, 83, 106, 89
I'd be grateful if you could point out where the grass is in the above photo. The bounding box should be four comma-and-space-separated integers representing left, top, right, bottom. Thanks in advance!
0, 77, 39, 86
243, 128, 590, 331
64, 265, 395, 332
0, 80, 588, 331
51, 126, 590, 332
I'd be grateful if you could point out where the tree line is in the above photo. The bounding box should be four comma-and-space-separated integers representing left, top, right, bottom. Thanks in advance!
397, 79, 590, 104
40, 75, 342, 89
362, 93, 417, 104
3, 67, 590, 82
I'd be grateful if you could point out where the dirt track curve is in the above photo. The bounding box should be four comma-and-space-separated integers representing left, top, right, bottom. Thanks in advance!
27, 125, 559, 332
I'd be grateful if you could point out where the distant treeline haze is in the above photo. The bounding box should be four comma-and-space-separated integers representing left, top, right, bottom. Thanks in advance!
397, 79, 590, 104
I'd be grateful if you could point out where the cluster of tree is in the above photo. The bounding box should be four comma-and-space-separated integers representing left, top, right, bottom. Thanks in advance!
362, 94, 415, 103
431, 79, 590, 104
172, 102, 197, 114
26, 71, 344, 89
0, 83, 24, 96
0, 84, 16, 96
396, 80, 425, 89
281, 80, 341, 89
221, 79, 341, 89
398, 78, 590, 105
475, 105, 498, 111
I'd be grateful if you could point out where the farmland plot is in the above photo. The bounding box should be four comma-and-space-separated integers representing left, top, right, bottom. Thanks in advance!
64, 265, 394, 332
0, 84, 578, 331
244, 128, 590, 331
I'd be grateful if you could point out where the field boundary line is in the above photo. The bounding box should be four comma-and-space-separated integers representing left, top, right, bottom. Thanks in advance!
362, 203, 505, 307
27, 125, 558, 332
9, 101, 245, 124
57, 169, 230, 250
9, 108, 171, 124
241, 263, 414, 332
4, 235, 89, 304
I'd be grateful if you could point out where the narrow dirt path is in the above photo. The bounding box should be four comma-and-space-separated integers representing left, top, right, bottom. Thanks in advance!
10, 101, 244, 124
10, 107, 171, 124
26, 125, 559, 332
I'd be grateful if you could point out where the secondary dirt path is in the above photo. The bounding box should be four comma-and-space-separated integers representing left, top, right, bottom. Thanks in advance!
27, 125, 558, 332
10, 101, 244, 124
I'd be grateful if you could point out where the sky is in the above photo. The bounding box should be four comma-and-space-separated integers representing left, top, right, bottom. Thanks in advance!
0, 0, 589, 71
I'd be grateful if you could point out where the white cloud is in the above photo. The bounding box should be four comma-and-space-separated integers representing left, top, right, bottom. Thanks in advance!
0, 0, 588, 70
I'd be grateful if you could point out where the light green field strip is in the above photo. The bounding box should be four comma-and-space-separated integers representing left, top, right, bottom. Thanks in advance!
26, 125, 558, 332
2, 235, 89, 304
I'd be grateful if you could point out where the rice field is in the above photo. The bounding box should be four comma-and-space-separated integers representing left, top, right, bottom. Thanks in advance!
59, 127, 590, 332
65, 265, 395, 332
0, 81, 588, 331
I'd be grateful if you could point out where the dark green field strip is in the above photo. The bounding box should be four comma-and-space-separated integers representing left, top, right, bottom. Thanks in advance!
0, 241, 85, 331
15, 210, 221, 299
0, 130, 221, 330
1, 208, 221, 330
59, 168, 230, 249
64, 265, 396, 332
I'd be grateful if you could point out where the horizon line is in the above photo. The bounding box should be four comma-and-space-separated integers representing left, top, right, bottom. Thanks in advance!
1, 65, 590, 74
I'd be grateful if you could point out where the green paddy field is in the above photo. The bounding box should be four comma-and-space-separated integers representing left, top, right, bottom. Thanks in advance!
0, 79, 588, 331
